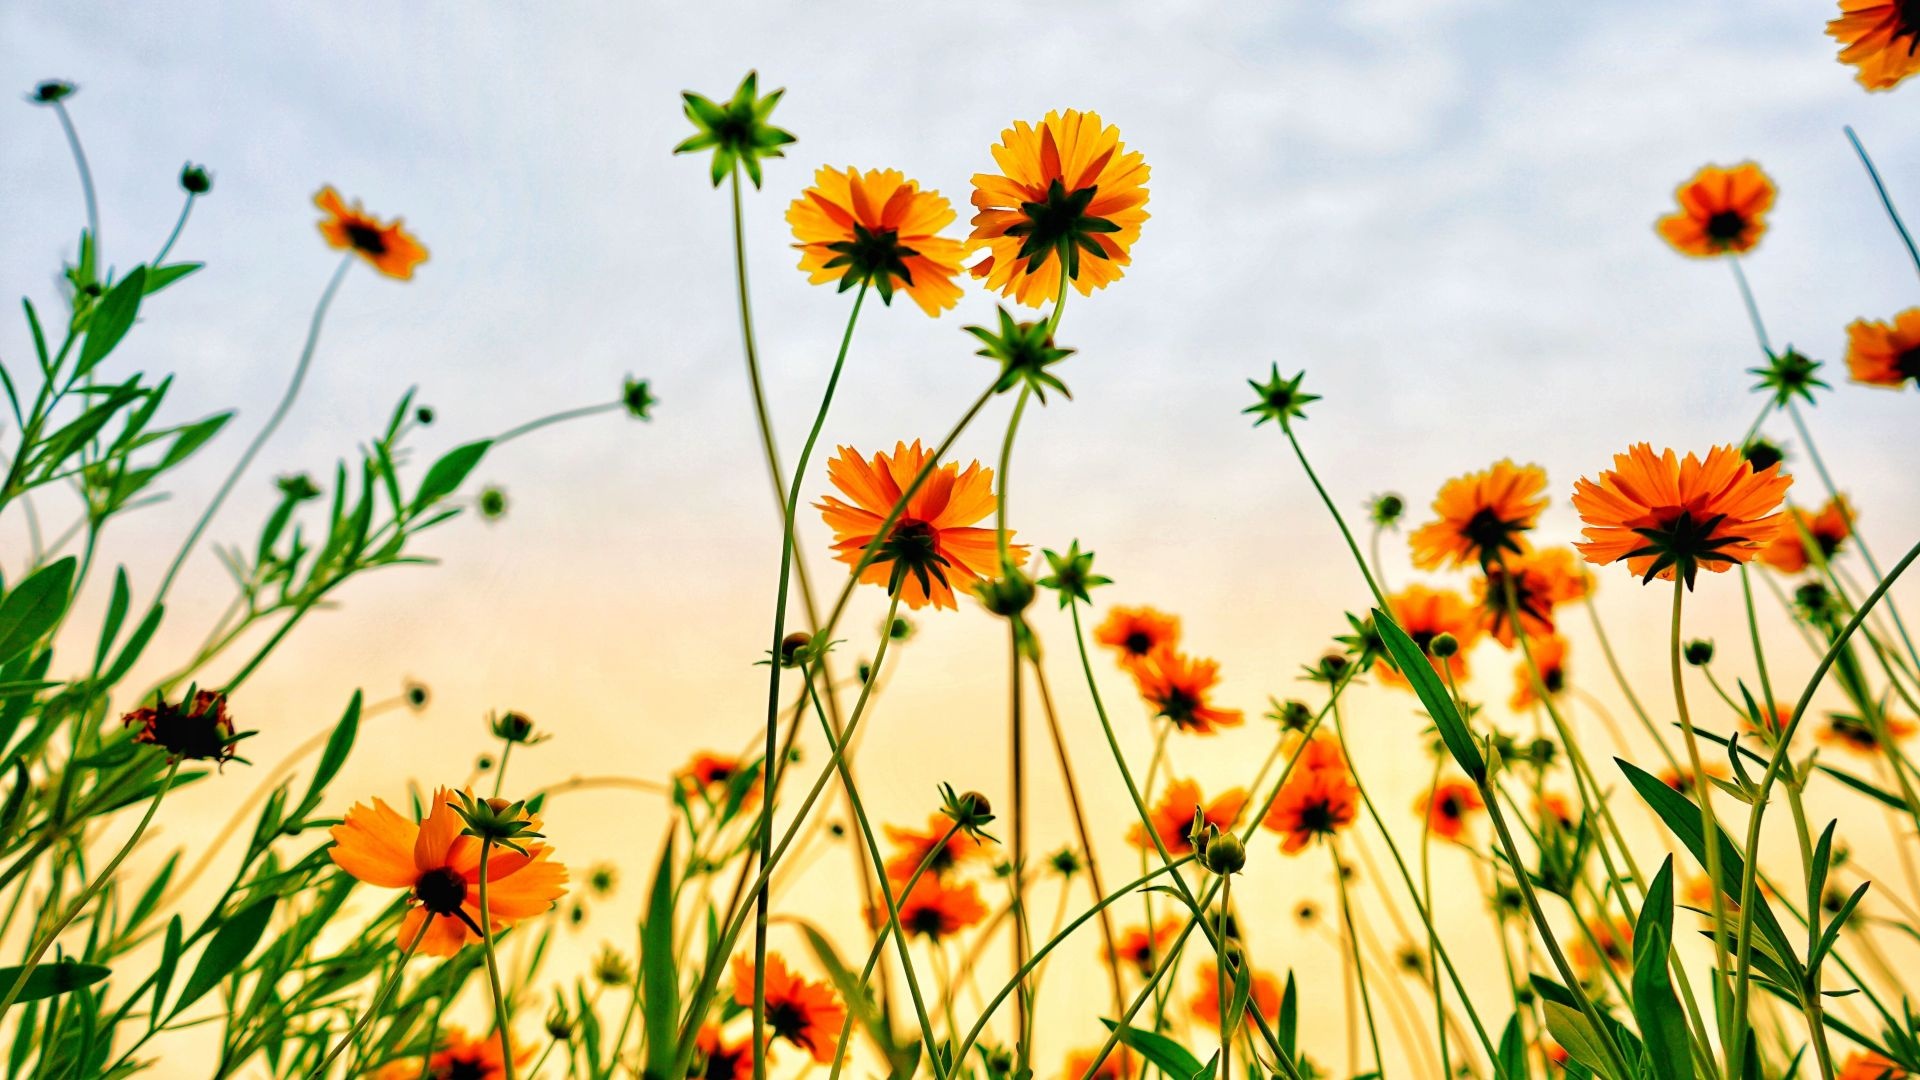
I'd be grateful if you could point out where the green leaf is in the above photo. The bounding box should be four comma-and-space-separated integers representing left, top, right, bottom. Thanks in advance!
410, 439, 491, 514
77, 266, 147, 376
1374, 606, 1484, 779
142, 263, 202, 295
0, 960, 110, 1004
1496, 1014, 1527, 1080
1630, 921, 1691, 1080
796, 919, 902, 1067
93, 567, 132, 673
0, 557, 76, 666
1543, 1001, 1619, 1080
641, 835, 678, 1080
1100, 1019, 1205, 1080
1276, 970, 1298, 1059
151, 916, 183, 1031
100, 602, 163, 688
301, 692, 361, 809
170, 895, 277, 1017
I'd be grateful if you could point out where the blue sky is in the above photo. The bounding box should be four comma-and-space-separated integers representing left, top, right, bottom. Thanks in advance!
3, 1, 1917, 1070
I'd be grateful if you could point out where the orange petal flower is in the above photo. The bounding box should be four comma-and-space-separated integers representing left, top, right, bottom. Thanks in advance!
787, 166, 965, 316
1509, 634, 1570, 711
676, 751, 760, 810
1417, 778, 1484, 842
1838, 1051, 1908, 1080
1759, 496, 1855, 574
1843, 309, 1920, 389
1817, 712, 1919, 755
1264, 768, 1359, 855
1131, 647, 1243, 734
814, 440, 1025, 611
696, 1023, 759, 1080
1476, 546, 1592, 648
1109, 920, 1180, 978
889, 872, 988, 940
1376, 584, 1480, 691
328, 788, 568, 957
968, 110, 1150, 307
1190, 961, 1282, 1028
1828, 1, 1920, 91
1655, 163, 1775, 258
1409, 460, 1550, 570
883, 813, 989, 879
1573, 444, 1791, 588
372, 1026, 530, 1080
1062, 1047, 1136, 1080
1570, 916, 1633, 978
1659, 762, 1729, 796
1094, 606, 1181, 669
1295, 732, 1348, 775
314, 186, 428, 280
1127, 777, 1247, 855
732, 953, 845, 1064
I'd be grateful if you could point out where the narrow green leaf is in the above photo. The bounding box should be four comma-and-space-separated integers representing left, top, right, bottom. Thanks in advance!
0, 960, 110, 1004
1374, 607, 1484, 778
1100, 1019, 1205, 1080
93, 568, 132, 673
641, 835, 678, 1080
1630, 922, 1691, 1080
410, 439, 491, 514
171, 895, 277, 1017
142, 263, 202, 295
302, 692, 361, 809
77, 266, 147, 376
1543, 1001, 1618, 1080
0, 557, 76, 666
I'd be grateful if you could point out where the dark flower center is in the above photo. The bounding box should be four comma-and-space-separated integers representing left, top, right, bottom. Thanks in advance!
1157, 688, 1200, 727
344, 221, 389, 256
766, 999, 810, 1044
1123, 631, 1153, 655
1629, 509, 1740, 589
414, 866, 469, 916
704, 1046, 745, 1080
1437, 793, 1464, 820
125, 692, 236, 764
907, 906, 948, 937
1543, 667, 1565, 694
822, 223, 917, 302
1297, 800, 1336, 835
1897, 346, 1920, 381
1462, 508, 1526, 563
1006, 179, 1120, 280
878, 519, 951, 598
437, 1059, 488, 1080
1704, 210, 1748, 243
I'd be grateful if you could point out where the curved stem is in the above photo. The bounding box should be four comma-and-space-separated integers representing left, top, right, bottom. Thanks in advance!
312, 912, 430, 1077
152, 192, 197, 266
1330, 838, 1385, 1079
1844, 125, 1920, 281
154, 255, 354, 606
51, 101, 99, 261
1279, 421, 1387, 608
493, 401, 623, 445
476, 842, 519, 1080
0, 759, 179, 1018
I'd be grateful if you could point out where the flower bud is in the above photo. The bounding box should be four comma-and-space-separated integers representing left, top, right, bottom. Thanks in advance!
179, 162, 213, 195
1202, 832, 1246, 875
780, 631, 812, 668
1429, 632, 1458, 659
1683, 639, 1714, 666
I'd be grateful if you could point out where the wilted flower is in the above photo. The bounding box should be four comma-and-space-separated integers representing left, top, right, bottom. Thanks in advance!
124, 689, 247, 766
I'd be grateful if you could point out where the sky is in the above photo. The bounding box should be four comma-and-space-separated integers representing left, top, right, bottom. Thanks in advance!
3, 1, 1919, 1075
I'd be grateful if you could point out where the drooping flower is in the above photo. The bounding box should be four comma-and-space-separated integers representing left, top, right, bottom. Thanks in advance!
124, 689, 245, 765
1654, 163, 1776, 257
1190, 961, 1283, 1028
1416, 778, 1484, 842
1131, 647, 1244, 734
1842, 309, 1920, 390
1409, 461, 1550, 570
1572, 444, 1792, 588
968, 110, 1150, 307
1094, 606, 1181, 669
815, 441, 1025, 610
732, 953, 845, 1063
883, 813, 989, 879
888, 872, 988, 940
1475, 546, 1592, 648
314, 186, 428, 280
1110, 920, 1180, 978
1759, 497, 1854, 574
1128, 778, 1246, 855
1817, 712, 1919, 755
1376, 585, 1481, 691
1828, 1, 1920, 91
1509, 634, 1570, 711
328, 788, 568, 957
1264, 768, 1359, 855
695, 1023, 758, 1080
787, 166, 965, 315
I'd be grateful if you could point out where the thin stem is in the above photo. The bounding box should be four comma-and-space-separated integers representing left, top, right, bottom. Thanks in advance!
1216, 874, 1232, 1080
1844, 125, 1920, 281
476, 842, 519, 1080
1331, 839, 1385, 1078
1671, 581, 1735, 1062
311, 912, 430, 1077
152, 192, 197, 266
154, 255, 355, 606
51, 100, 100, 260
1280, 421, 1387, 608
0, 759, 180, 1018
493, 401, 623, 445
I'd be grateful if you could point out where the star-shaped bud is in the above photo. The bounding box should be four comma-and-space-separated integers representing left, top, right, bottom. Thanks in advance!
1244, 364, 1320, 427
1038, 540, 1111, 608
672, 71, 796, 189
966, 306, 1074, 402
1749, 347, 1828, 408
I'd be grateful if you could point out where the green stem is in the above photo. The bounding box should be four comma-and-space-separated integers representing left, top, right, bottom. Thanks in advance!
1216, 874, 1232, 1080
312, 912, 430, 1077
1330, 838, 1385, 1078
152, 192, 197, 266
0, 759, 179, 1018
493, 401, 624, 445
1671, 581, 1737, 1064
1843, 125, 1920, 281
1279, 421, 1387, 608
476, 842, 518, 1080
51, 100, 99, 260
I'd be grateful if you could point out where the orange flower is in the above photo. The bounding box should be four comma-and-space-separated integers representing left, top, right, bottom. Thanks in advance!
314, 186, 428, 280
328, 788, 568, 957
1510, 634, 1570, 711
1759, 496, 1855, 573
1572, 444, 1791, 588
1476, 547, 1592, 648
1264, 768, 1359, 855
1838, 1050, 1908, 1080
1659, 763, 1729, 796
1417, 778, 1484, 842
1190, 961, 1282, 1028
1110, 920, 1180, 978
1743, 701, 1793, 739
1537, 793, 1577, 831
1829, 1, 1920, 90
1376, 584, 1480, 690
968, 110, 1150, 307
1843, 309, 1920, 389
696, 1023, 758, 1080
1817, 712, 1919, 755
732, 953, 845, 1064
890, 872, 988, 940
787, 166, 965, 316
883, 813, 988, 879
1295, 732, 1348, 775
1094, 606, 1181, 669
1410, 460, 1550, 570
815, 440, 1025, 611
676, 751, 759, 809
1654, 163, 1775, 257
1132, 647, 1243, 734
1128, 778, 1246, 855
373, 1026, 530, 1080
1570, 916, 1633, 978
1062, 1047, 1136, 1080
